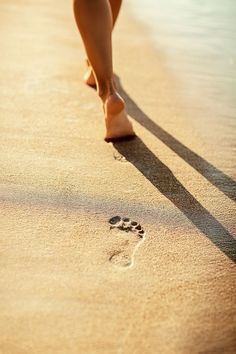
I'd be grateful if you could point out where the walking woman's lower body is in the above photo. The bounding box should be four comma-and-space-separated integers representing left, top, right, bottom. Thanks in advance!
73, 0, 135, 141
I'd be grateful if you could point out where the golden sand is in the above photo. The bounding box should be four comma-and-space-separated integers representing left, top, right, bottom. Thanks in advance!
0, 1, 235, 353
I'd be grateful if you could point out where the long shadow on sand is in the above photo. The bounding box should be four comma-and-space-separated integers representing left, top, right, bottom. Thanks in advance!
113, 137, 236, 263
115, 75, 236, 203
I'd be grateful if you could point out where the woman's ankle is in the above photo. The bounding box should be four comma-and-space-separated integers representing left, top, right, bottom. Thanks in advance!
97, 79, 116, 101
104, 92, 125, 116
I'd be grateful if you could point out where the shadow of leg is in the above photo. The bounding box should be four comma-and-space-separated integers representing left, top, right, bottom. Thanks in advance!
114, 75, 236, 203
113, 137, 236, 263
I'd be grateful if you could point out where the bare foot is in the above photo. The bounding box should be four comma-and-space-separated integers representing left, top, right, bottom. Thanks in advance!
104, 93, 135, 142
83, 60, 135, 141
83, 60, 96, 87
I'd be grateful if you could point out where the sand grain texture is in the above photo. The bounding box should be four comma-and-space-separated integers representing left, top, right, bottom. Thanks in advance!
0, 1, 236, 354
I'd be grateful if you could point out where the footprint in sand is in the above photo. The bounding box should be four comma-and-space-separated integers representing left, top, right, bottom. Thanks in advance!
108, 216, 145, 268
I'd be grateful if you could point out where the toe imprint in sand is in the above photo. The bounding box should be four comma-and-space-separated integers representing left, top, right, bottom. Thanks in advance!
108, 216, 145, 268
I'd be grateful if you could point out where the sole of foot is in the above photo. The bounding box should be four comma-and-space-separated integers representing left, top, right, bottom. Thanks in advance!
83, 59, 96, 88
83, 67, 96, 88
83, 61, 135, 141
108, 216, 145, 268
104, 93, 135, 142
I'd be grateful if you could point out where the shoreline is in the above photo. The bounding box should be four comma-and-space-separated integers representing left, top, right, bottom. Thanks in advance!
123, 3, 236, 182
0, 1, 235, 353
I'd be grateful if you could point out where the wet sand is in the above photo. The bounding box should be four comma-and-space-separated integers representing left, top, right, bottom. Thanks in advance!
0, 1, 236, 353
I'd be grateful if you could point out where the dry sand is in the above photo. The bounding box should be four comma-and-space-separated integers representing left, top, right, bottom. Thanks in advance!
0, 1, 236, 353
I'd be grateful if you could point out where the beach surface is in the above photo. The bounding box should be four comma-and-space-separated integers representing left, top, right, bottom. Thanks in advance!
0, 1, 236, 353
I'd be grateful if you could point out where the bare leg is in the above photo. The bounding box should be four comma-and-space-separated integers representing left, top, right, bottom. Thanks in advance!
109, 0, 122, 27
83, 0, 122, 87
73, 0, 135, 141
